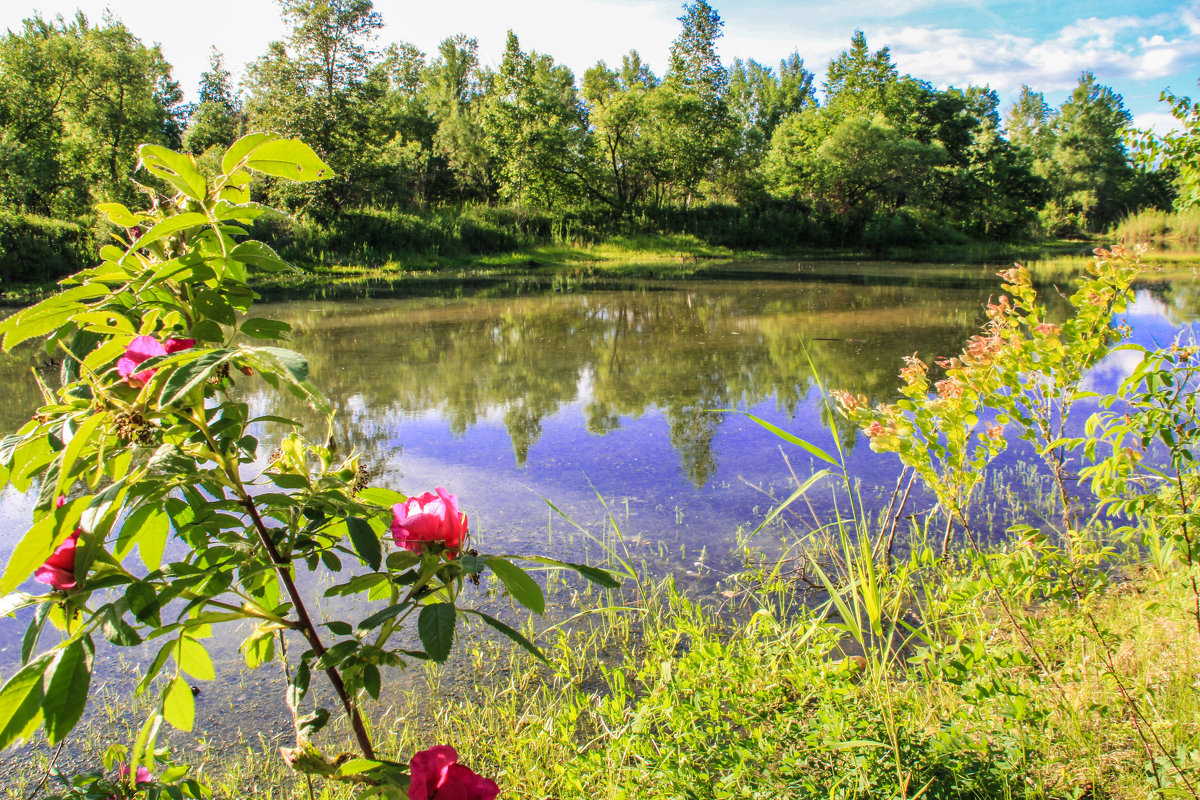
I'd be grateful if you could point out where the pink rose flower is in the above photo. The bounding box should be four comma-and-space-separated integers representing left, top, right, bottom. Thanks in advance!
34, 498, 78, 591
117, 335, 196, 387
109, 763, 151, 799
391, 488, 468, 557
408, 745, 498, 800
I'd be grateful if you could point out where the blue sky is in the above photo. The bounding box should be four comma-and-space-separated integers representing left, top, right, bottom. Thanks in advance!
3, 0, 1198, 131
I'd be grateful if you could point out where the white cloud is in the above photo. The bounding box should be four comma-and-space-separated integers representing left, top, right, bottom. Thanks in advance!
1134, 109, 1184, 134
872, 9, 1200, 96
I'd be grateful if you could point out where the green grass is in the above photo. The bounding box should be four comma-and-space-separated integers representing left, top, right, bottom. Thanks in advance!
17, 526, 1195, 800
1111, 208, 1200, 244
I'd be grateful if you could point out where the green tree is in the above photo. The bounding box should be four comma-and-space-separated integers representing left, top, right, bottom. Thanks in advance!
1042, 72, 1136, 232
823, 30, 897, 122
659, 0, 733, 202
425, 35, 490, 201
620, 49, 658, 90
765, 115, 944, 224
1005, 85, 1056, 160
182, 48, 243, 154
480, 31, 586, 208
0, 13, 182, 215
725, 52, 814, 196
244, 0, 384, 211
1132, 79, 1200, 209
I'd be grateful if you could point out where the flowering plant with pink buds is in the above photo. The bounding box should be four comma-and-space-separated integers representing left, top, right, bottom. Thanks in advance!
834, 245, 1148, 553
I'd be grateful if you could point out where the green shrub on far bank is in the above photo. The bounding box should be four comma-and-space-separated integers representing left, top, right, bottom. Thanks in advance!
0, 211, 96, 284
1112, 208, 1200, 243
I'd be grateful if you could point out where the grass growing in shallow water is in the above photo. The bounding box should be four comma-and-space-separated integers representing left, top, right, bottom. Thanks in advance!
91, 528, 1198, 800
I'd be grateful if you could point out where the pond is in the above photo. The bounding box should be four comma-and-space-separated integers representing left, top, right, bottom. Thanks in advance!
0, 258, 1196, 776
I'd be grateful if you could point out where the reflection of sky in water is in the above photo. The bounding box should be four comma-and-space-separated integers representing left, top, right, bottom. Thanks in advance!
0, 271, 1195, 762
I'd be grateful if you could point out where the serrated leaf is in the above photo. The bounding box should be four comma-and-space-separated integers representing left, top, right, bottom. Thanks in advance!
42, 636, 93, 744
246, 139, 334, 182
240, 318, 292, 340
486, 557, 545, 614
158, 350, 235, 408
417, 603, 456, 663
0, 656, 48, 750
0, 498, 85, 595
162, 676, 194, 731
355, 603, 405, 636
358, 488, 406, 508
177, 637, 215, 681
346, 517, 381, 570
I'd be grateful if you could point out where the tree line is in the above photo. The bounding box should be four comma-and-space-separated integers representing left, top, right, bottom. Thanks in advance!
0, 0, 1183, 276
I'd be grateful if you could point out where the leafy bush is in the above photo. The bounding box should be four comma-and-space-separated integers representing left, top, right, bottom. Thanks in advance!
0, 212, 96, 283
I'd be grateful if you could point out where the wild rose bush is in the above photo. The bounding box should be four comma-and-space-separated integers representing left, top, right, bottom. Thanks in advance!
835, 245, 1147, 551
0, 135, 615, 798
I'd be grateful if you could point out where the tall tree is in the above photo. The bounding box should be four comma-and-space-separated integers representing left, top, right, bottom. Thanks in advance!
0, 13, 182, 215
666, 0, 727, 106
659, 0, 733, 202
726, 52, 815, 194
182, 48, 243, 154
480, 31, 586, 208
1004, 85, 1056, 160
425, 35, 490, 201
245, 0, 384, 210
823, 30, 897, 121
1044, 72, 1135, 231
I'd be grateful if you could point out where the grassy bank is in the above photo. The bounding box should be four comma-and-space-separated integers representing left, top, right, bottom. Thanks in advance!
1112, 209, 1200, 244
14, 528, 1195, 800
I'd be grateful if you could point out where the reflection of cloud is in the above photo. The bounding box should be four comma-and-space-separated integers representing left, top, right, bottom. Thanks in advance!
1083, 346, 1146, 394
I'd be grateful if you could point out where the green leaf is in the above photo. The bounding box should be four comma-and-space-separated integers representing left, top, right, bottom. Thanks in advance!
357, 488, 406, 508
240, 318, 292, 341
221, 132, 279, 175
0, 285, 109, 351
54, 413, 106, 498
355, 603, 405, 636
96, 202, 142, 227
246, 139, 334, 182
116, 505, 170, 567
486, 557, 545, 614
417, 603, 456, 663
189, 319, 225, 343
729, 410, 839, 466
131, 213, 210, 252
42, 636, 93, 744
159, 350, 236, 408
0, 656, 48, 750
101, 606, 142, 646
162, 676, 194, 731
466, 609, 548, 664
514, 556, 621, 588
229, 241, 295, 274
346, 517, 381, 570
177, 637, 215, 681
139, 145, 208, 202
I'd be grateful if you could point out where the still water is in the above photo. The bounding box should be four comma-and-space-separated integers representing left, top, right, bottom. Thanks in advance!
0, 260, 1195, 774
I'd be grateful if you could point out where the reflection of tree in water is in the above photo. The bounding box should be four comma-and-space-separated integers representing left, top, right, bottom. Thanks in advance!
258, 278, 1000, 486
1158, 279, 1200, 327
